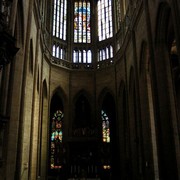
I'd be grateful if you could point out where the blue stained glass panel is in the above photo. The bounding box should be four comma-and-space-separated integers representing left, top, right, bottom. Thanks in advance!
50, 110, 64, 169
74, 1, 91, 43
101, 110, 110, 143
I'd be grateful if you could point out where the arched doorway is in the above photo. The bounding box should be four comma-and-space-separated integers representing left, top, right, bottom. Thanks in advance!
98, 90, 117, 180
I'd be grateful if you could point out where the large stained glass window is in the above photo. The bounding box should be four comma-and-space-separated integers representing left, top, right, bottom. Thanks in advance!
74, 1, 91, 43
52, 0, 67, 40
50, 110, 64, 169
101, 110, 110, 143
97, 0, 113, 41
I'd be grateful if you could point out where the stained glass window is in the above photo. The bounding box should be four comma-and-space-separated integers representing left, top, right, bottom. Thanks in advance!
50, 110, 64, 169
52, 0, 67, 40
97, 0, 113, 41
74, 1, 91, 43
101, 110, 110, 143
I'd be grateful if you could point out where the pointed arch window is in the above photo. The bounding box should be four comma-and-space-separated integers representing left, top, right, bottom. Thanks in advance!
97, 0, 113, 41
74, 1, 91, 43
87, 50, 92, 63
73, 49, 92, 63
52, 45, 56, 56
52, 43, 67, 59
50, 110, 64, 169
52, 0, 67, 40
101, 110, 110, 143
98, 46, 113, 61
56, 46, 59, 58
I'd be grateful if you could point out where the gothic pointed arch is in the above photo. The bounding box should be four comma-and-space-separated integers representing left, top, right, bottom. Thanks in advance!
98, 88, 116, 144
98, 87, 115, 105
155, 2, 171, 45
51, 86, 67, 104
48, 87, 67, 174
38, 79, 49, 179
98, 88, 118, 179
153, 2, 180, 179
73, 89, 92, 104
73, 89, 92, 133
68, 89, 99, 180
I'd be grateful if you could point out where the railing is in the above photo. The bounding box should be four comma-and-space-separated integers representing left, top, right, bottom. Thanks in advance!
51, 57, 115, 70
48, 1, 143, 71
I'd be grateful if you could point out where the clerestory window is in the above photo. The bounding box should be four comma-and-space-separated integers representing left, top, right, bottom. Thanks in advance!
52, 0, 67, 40
50, 110, 64, 169
98, 45, 113, 61
97, 0, 113, 41
74, 0, 91, 43
52, 44, 66, 60
51, 0, 116, 66
73, 49, 92, 63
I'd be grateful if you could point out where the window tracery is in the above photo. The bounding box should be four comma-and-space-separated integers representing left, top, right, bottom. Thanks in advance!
73, 49, 92, 63
97, 0, 113, 41
74, 1, 91, 43
98, 45, 113, 61
50, 110, 64, 169
52, 0, 67, 40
